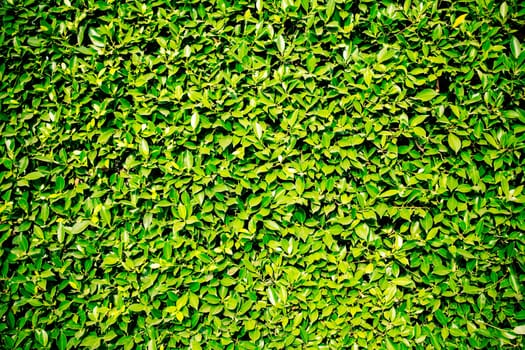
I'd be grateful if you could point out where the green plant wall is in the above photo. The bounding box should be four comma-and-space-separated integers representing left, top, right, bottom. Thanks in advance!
1, 0, 525, 349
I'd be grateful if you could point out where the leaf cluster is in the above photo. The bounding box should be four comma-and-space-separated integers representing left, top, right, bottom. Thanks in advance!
1, 0, 525, 349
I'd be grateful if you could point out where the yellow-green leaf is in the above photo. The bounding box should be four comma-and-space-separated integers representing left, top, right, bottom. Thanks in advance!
267, 287, 278, 306
140, 138, 149, 157
511, 36, 521, 59
392, 276, 414, 287
276, 34, 285, 55
190, 112, 200, 130
448, 133, 461, 154
414, 89, 438, 102
452, 14, 468, 28
264, 220, 281, 231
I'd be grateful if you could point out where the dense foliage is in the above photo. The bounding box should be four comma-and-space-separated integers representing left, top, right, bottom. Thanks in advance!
1, 0, 525, 348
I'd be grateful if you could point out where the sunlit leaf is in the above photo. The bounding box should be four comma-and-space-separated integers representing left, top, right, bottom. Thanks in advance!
448, 133, 462, 154
452, 14, 468, 28
414, 89, 438, 101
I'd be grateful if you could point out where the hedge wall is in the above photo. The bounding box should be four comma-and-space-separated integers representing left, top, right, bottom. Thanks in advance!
1, 0, 525, 349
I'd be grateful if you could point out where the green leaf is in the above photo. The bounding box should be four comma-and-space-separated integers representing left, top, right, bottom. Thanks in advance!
238, 300, 254, 315
75, 46, 97, 55
27, 37, 43, 47
35, 329, 48, 347
71, 220, 90, 234
188, 292, 199, 309
176, 293, 189, 309
88, 27, 105, 47
433, 266, 451, 276
414, 89, 438, 102
421, 212, 433, 232
254, 122, 263, 139
184, 45, 191, 58
276, 34, 285, 55
484, 133, 500, 149
139, 138, 149, 158
264, 220, 281, 231
183, 150, 193, 169
449, 327, 466, 337
178, 204, 187, 220
135, 73, 155, 87
509, 268, 520, 294
23, 171, 45, 180
355, 223, 369, 241
377, 47, 396, 63
306, 53, 316, 72
295, 177, 304, 196
500, 2, 508, 19
448, 133, 461, 153
511, 36, 521, 59
100, 205, 111, 226
129, 304, 147, 312
326, 0, 336, 21
80, 334, 101, 349
410, 115, 427, 127
190, 338, 202, 350
143, 212, 153, 229
435, 309, 448, 326
102, 255, 120, 266
463, 284, 483, 294
19, 233, 29, 251
190, 112, 200, 130
57, 332, 67, 350
392, 276, 414, 288
197, 253, 212, 264
380, 189, 399, 198
267, 287, 278, 306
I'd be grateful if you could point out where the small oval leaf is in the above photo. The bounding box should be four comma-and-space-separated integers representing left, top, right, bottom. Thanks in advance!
190, 112, 200, 130
414, 89, 438, 102
448, 133, 461, 154
276, 34, 285, 55
452, 14, 468, 28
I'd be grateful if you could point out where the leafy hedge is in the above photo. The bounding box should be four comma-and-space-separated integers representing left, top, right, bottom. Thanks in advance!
1, 0, 525, 349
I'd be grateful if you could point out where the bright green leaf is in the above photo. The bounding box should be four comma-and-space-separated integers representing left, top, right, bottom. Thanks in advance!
414, 89, 438, 102
448, 133, 461, 153
511, 36, 521, 59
